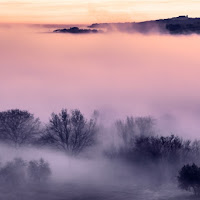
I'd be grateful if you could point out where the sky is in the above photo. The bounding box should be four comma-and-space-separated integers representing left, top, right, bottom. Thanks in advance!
0, 0, 200, 24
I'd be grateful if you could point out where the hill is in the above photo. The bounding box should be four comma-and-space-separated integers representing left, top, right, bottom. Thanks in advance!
88, 16, 200, 34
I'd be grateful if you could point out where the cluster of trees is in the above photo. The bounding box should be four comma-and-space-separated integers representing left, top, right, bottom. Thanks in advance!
2, 109, 200, 196
0, 109, 159, 156
1, 109, 200, 162
111, 116, 199, 165
0, 109, 98, 155
0, 158, 51, 187
115, 116, 155, 147
1, 109, 200, 164
106, 116, 200, 188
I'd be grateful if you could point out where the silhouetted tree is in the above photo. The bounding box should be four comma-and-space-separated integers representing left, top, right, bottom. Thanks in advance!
0, 158, 26, 186
27, 159, 51, 183
41, 109, 97, 155
134, 135, 162, 163
134, 135, 186, 164
178, 163, 200, 196
0, 109, 41, 147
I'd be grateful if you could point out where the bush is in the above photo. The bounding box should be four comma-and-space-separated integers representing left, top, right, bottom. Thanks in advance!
178, 163, 200, 196
0, 158, 51, 187
0, 158, 26, 186
27, 159, 51, 183
134, 135, 185, 163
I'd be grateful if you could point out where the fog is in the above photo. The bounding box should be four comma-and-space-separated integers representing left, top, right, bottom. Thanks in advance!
1, 25, 200, 139
0, 142, 190, 200
0, 143, 132, 184
0, 25, 200, 199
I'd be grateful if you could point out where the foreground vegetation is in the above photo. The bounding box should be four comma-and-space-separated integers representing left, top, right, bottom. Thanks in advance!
1, 109, 200, 198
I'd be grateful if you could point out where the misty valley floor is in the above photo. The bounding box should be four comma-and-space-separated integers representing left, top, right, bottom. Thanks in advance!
0, 182, 194, 200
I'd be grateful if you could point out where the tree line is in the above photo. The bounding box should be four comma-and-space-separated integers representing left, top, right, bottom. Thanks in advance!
0, 109, 98, 155
2, 109, 200, 195
1, 109, 200, 162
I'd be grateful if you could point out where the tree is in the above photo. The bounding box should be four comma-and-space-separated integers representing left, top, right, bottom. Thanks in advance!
27, 159, 51, 183
135, 117, 155, 136
0, 109, 41, 147
190, 140, 200, 162
115, 116, 155, 147
41, 109, 97, 155
134, 135, 163, 163
178, 163, 200, 196
0, 158, 26, 186
115, 117, 135, 147
0, 157, 51, 187
133, 135, 186, 164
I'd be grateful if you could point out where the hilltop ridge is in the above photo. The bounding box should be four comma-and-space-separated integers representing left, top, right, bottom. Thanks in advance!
88, 16, 200, 34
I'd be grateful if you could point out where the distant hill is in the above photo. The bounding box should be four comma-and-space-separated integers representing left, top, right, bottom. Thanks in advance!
88, 16, 200, 34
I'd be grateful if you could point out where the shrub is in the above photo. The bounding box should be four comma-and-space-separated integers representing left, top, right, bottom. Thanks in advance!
0, 158, 26, 186
178, 163, 200, 196
0, 158, 51, 187
27, 158, 51, 183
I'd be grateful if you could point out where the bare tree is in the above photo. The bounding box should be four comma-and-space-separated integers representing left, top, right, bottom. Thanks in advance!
115, 116, 155, 147
135, 116, 155, 136
0, 109, 41, 147
41, 109, 97, 155
115, 117, 135, 146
